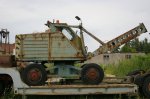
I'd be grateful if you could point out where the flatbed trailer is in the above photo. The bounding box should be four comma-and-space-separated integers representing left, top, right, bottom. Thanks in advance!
0, 67, 137, 97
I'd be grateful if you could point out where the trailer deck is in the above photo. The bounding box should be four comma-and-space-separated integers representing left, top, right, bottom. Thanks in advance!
16, 84, 137, 96
0, 67, 138, 96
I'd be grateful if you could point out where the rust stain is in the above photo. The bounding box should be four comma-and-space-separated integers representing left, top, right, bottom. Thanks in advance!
30, 84, 135, 89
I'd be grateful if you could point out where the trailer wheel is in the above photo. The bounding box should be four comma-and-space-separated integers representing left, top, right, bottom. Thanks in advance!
21, 64, 47, 86
142, 76, 150, 98
138, 87, 145, 97
81, 63, 104, 85
0, 81, 5, 95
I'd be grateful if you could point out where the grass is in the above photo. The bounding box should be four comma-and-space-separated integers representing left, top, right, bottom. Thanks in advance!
105, 54, 150, 77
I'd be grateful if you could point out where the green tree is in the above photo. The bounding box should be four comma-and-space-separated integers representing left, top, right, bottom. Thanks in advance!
120, 43, 136, 53
120, 38, 150, 53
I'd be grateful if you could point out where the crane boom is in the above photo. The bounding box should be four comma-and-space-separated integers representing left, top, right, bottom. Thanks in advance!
93, 23, 147, 55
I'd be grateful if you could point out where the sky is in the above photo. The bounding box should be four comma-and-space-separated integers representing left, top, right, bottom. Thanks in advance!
0, 0, 150, 52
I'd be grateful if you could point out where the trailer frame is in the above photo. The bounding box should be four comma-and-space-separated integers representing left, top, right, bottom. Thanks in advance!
0, 67, 137, 97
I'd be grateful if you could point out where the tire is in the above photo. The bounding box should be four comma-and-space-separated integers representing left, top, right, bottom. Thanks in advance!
21, 64, 47, 86
138, 86, 145, 97
81, 63, 104, 85
134, 74, 145, 86
142, 76, 150, 98
0, 81, 5, 95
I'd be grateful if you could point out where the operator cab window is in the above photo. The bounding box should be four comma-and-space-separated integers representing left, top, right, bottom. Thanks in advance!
62, 28, 73, 40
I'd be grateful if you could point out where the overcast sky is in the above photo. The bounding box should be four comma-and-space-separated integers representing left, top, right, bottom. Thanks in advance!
0, 0, 150, 51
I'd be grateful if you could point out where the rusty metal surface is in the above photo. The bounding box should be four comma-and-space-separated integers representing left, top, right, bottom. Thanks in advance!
94, 23, 147, 55
0, 44, 15, 55
30, 84, 136, 88
15, 84, 137, 95
15, 28, 85, 62
0, 55, 14, 67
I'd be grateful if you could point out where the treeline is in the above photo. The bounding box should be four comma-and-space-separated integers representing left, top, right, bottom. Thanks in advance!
119, 38, 150, 53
